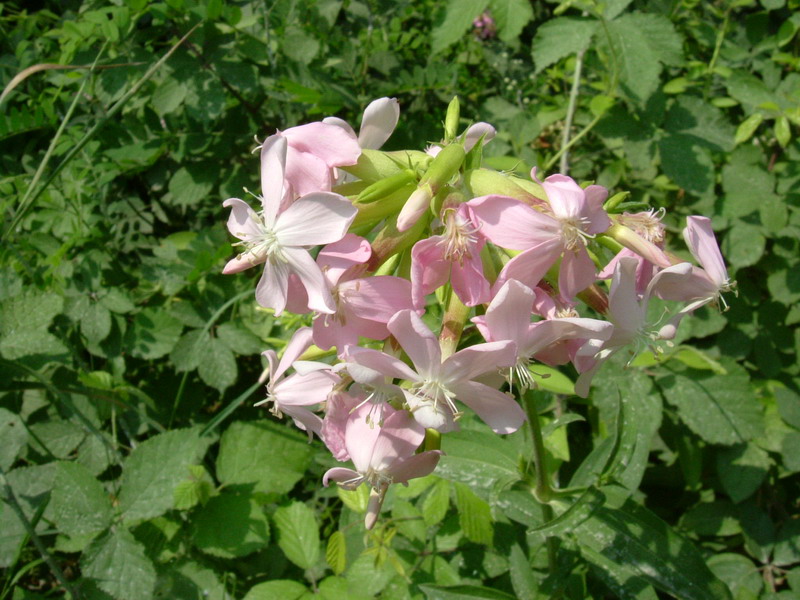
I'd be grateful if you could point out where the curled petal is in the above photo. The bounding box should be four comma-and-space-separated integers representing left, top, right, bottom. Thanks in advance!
387, 310, 441, 380
359, 97, 400, 150
450, 380, 526, 434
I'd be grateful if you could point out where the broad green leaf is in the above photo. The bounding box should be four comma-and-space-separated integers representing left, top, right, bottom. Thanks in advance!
574, 499, 733, 600
419, 585, 516, 599
0, 408, 27, 470
436, 429, 520, 498
192, 490, 270, 558
118, 427, 212, 522
657, 362, 764, 446
197, 336, 237, 392
773, 518, 800, 566
0, 291, 66, 359
775, 115, 791, 147
680, 501, 742, 537
775, 386, 800, 429
582, 544, 660, 600
707, 553, 763, 598
721, 154, 775, 220
659, 135, 715, 196
618, 13, 683, 66
167, 165, 215, 207
170, 329, 207, 372
125, 307, 183, 360
489, 0, 533, 43
735, 113, 764, 144
50, 461, 113, 537
393, 498, 426, 542
430, 0, 488, 54
326, 530, 347, 575
606, 17, 660, 104
151, 77, 186, 115
28, 420, 86, 459
338, 484, 369, 514
216, 420, 313, 495
725, 71, 776, 109
0, 464, 55, 567
603, 0, 634, 19
282, 25, 320, 63
508, 543, 539, 599
453, 482, 493, 545
495, 489, 546, 528
216, 322, 264, 355
422, 478, 450, 527
532, 17, 597, 74
530, 364, 575, 395
664, 96, 736, 152
80, 302, 111, 344
81, 528, 157, 600
243, 580, 309, 600
722, 223, 765, 269
273, 502, 321, 570
156, 559, 227, 600
716, 443, 771, 503
173, 465, 213, 510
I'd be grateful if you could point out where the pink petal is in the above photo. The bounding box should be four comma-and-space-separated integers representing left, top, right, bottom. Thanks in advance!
344, 403, 386, 471
463, 122, 496, 150
342, 276, 414, 322
259, 135, 288, 226
222, 253, 264, 274
481, 280, 537, 345
559, 247, 596, 301
388, 451, 442, 485
493, 238, 564, 293
683, 216, 729, 287
450, 250, 491, 306
223, 197, 262, 241
283, 405, 324, 441
358, 97, 400, 150
283, 121, 362, 168
607, 257, 645, 336
397, 187, 432, 232
322, 391, 362, 461
411, 236, 449, 309
344, 346, 420, 382
542, 174, 587, 220
283, 247, 336, 314
323, 467, 361, 488
284, 145, 332, 197
469, 195, 560, 250
450, 380, 526, 434
442, 340, 517, 383
387, 310, 441, 379
255, 259, 290, 315
370, 409, 426, 471
318, 234, 372, 284
653, 265, 718, 302
402, 390, 458, 432
523, 318, 613, 357
276, 193, 356, 247
321, 116, 357, 139
274, 371, 337, 407
582, 185, 612, 234
274, 327, 314, 380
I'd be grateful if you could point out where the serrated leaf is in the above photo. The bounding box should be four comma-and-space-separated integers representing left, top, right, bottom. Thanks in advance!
173, 466, 213, 510
118, 427, 212, 523
659, 135, 715, 196
198, 336, 237, 392
532, 17, 597, 73
126, 307, 183, 360
326, 531, 347, 575
606, 17, 660, 104
664, 96, 736, 152
274, 502, 321, 570
489, 0, 533, 43
430, 0, 488, 54
81, 302, 112, 344
216, 322, 264, 355
81, 528, 157, 600
0, 291, 66, 359
170, 329, 207, 372
337, 484, 369, 513
716, 443, 771, 503
574, 499, 733, 600
436, 430, 519, 497
216, 420, 313, 495
0, 408, 27, 470
658, 363, 764, 446
28, 420, 86, 459
50, 461, 113, 537
422, 478, 450, 527
243, 580, 309, 600
453, 482, 493, 545
152, 78, 186, 116
192, 490, 270, 558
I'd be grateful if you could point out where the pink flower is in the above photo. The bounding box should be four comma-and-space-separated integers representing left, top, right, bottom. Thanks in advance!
323, 97, 400, 151
410, 203, 490, 309
323, 403, 442, 529
222, 136, 357, 315
344, 310, 525, 434
472, 280, 613, 392
255, 328, 339, 439
469, 172, 611, 302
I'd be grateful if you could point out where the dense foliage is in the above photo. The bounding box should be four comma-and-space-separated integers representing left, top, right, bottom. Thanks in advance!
1, 0, 799, 599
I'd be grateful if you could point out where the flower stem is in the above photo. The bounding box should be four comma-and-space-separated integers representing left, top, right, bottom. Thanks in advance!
438, 287, 470, 359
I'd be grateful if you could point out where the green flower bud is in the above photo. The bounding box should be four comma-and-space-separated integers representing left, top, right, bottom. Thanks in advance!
357, 170, 417, 203
444, 96, 460, 142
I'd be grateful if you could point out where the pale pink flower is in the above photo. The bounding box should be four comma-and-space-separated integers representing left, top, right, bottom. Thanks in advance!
222, 136, 357, 315
472, 280, 613, 392
469, 172, 611, 302
323, 97, 400, 151
255, 327, 339, 439
410, 203, 490, 309
323, 403, 442, 529
344, 310, 524, 434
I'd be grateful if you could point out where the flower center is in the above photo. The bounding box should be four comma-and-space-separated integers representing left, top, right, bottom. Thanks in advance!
412, 378, 461, 420
439, 209, 479, 264
559, 216, 593, 251
618, 208, 666, 243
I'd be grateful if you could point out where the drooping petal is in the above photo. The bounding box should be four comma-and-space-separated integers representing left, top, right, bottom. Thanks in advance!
284, 145, 332, 197
283, 121, 362, 168
463, 122, 496, 151
255, 259, 290, 315
343, 276, 414, 323
683, 216, 729, 287
369, 409, 426, 472
450, 380, 526, 434
387, 310, 441, 379
653, 265, 718, 303
388, 451, 442, 485
410, 236, 449, 309
559, 247, 597, 302
450, 250, 491, 307
276, 193, 356, 247
323, 467, 362, 488
523, 317, 613, 358
442, 341, 517, 384
273, 371, 337, 407
283, 247, 336, 314
318, 234, 372, 285
469, 195, 560, 250
358, 97, 400, 150
259, 135, 288, 226
223, 197, 262, 241
607, 256, 645, 337
282, 405, 324, 441
542, 174, 587, 221
493, 237, 564, 293
344, 346, 420, 382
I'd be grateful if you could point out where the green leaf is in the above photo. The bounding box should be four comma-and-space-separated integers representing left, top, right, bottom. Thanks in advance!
173, 465, 213, 510
722, 223, 765, 268
664, 96, 736, 152
167, 165, 215, 207
725, 71, 776, 109
243, 580, 309, 600
430, 0, 488, 54
606, 17, 660, 104
81, 529, 157, 600
80, 301, 112, 344
574, 499, 733, 600
436, 429, 520, 498
659, 135, 715, 196
707, 553, 763, 598
282, 25, 320, 63
721, 153, 776, 220
28, 420, 85, 459
192, 490, 270, 558
197, 336, 237, 392
680, 501, 742, 537
419, 585, 516, 599
531, 17, 597, 74
151, 78, 186, 116
118, 427, 212, 523
735, 113, 764, 144
618, 13, 684, 66
50, 461, 113, 537
773, 518, 800, 566
156, 559, 227, 600
582, 544, 660, 600
775, 115, 791, 147
326, 530, 347, 575
657, 363, 764, 446
216, 322, 264, 355
273, 502, 321, 570
488, 0, 533, 43
0, 291, 66, 359
170, 329, 206, 372
453, 482, 493, 545
508, 543, 539, 599
716, 443, 771, 503
125, 307, 183, 360
216, 420, 313, 495
0, 408, 27, 470
422, 478, 450, 527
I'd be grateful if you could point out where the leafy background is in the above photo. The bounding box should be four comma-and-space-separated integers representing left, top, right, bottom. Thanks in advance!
1, 0, 799, 598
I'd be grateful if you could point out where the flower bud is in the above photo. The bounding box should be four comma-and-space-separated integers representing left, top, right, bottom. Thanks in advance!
357, 169, 417, 203
444, 96, 460, 142
465, 168, 545, 206
603, 223, 672, 268
419, 143, 465, 189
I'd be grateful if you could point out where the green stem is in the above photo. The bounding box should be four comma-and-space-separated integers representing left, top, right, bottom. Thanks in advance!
438, 286, 470, 359
559, 48, 586, 175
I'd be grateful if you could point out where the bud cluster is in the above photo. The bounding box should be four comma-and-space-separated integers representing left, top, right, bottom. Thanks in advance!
221, 97, 733, 529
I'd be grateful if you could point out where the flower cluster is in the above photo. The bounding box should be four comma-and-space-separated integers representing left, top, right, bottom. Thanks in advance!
222, 98, 733, 529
